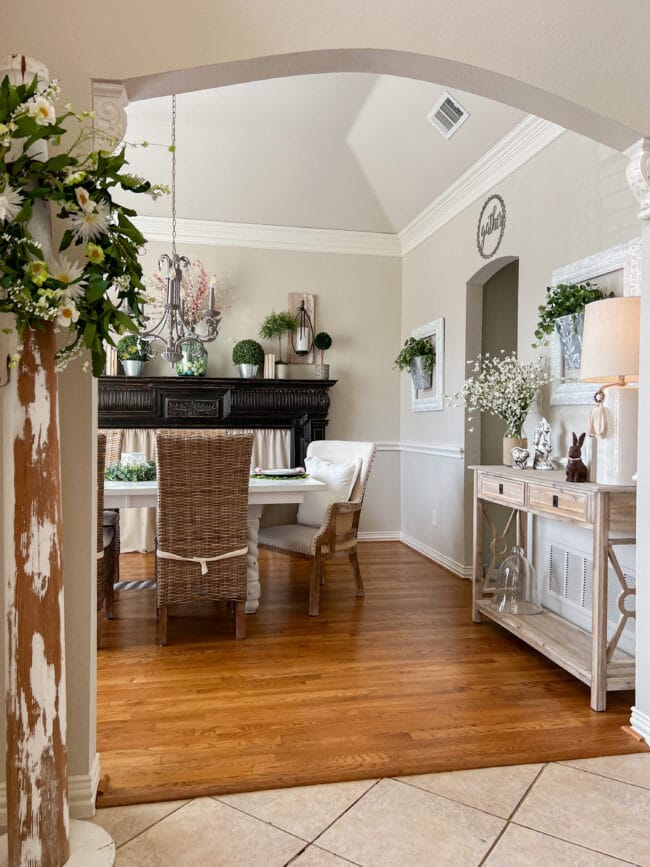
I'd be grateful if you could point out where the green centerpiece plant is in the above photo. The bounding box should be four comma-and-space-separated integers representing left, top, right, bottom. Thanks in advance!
117, 334, 149, 376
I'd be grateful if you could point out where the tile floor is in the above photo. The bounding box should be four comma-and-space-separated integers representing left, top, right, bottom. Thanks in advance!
85, 752, 650, 866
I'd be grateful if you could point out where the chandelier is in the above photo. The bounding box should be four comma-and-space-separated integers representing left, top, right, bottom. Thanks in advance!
141, 94, 221, 365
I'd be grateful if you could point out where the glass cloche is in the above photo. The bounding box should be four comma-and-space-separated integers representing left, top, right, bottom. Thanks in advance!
489, 546, 542, 615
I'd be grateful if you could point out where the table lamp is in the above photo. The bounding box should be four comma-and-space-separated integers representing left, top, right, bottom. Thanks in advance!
579, 296, 640, 485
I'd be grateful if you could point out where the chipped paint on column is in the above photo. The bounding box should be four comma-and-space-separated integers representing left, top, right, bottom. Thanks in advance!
6, 323, 70, 867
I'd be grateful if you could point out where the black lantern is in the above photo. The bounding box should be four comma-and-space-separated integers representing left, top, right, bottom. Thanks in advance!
291, 298, 314, 356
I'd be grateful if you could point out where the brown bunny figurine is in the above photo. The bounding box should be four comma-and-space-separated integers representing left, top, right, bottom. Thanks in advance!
565, 432, 589, 483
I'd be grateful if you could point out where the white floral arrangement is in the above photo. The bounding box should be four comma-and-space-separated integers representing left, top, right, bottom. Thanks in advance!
0, 73, 167, 373
449, 350, 551, 438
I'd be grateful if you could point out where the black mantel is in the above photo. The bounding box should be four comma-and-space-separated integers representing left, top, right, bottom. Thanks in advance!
98, 376, 337, 465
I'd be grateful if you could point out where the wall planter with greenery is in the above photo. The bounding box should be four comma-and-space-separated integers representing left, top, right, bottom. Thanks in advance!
117, 334, 150, 376
534, 282, 613, 370
232, 338, 264, 378
394, 337, 435, 389
314, 332, 332, 379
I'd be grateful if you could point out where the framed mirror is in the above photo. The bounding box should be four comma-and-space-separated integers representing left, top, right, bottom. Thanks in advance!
549, 238, 641, 405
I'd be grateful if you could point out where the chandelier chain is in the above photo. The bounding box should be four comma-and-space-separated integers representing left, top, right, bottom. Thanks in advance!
171, 94, 177, 258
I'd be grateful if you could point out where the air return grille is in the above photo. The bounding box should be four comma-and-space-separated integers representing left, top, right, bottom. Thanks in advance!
546, 542, 636, 644
426, 91, 470, 139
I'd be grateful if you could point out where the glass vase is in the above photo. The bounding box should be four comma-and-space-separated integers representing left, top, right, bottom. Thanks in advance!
176, 340, 208, 377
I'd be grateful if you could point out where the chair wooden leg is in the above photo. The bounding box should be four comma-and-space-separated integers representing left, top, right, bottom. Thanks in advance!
96, 610, 102, 649
157, 605, 168, 646
309, 555, 321, 616
235, 601, 246, 640
105, 559, 115, 620
320, 559, 326, 586
350, 550, 365, 597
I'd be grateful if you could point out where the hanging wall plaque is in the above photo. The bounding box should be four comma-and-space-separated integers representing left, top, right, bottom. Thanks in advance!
477, 194, 506, 259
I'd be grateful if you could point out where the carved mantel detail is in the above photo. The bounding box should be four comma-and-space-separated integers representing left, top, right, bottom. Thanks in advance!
92, 80, 129, 146
626, 137, 650, 220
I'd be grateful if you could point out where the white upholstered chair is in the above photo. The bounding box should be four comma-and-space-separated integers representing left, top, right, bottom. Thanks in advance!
258, 440, 376, 616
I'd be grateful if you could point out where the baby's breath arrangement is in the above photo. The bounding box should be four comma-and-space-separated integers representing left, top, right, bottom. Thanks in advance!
0, 74, 167, 374
449, 351, 551, 438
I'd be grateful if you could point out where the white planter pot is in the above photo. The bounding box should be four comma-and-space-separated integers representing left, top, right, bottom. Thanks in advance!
314, 363, 330, 380
275, 364, 289, 380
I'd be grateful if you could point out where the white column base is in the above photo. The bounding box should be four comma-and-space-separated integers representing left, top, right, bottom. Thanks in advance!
0, 820, 114, 867
595, 385, 638, 486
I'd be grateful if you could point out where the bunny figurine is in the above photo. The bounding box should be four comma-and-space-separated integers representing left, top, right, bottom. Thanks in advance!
565, 432, 589, 483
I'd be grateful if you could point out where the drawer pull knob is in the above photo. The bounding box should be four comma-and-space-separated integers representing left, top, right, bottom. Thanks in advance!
498, 483, 504, 495
552, 494, 559, 508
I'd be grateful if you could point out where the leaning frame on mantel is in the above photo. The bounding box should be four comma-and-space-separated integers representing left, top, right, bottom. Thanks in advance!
550, 238, 641, 405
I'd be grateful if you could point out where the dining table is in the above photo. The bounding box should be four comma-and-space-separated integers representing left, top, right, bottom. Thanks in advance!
104, 476, 326, 613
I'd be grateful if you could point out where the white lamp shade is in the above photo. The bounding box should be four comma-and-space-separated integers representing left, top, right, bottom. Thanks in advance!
580, 296, 640, 383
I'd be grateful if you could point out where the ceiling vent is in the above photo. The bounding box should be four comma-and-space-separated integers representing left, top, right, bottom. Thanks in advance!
426, 91, 470, 139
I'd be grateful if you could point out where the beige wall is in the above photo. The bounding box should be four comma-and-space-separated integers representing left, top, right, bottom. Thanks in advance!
139, 242, 403, 533
400, 130, 639, 572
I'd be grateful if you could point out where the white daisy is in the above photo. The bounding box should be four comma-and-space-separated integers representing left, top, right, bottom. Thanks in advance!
27, 96, 57, 126
70, 202, 110, 242
48, 255, 86, 298
56, 302, 80, 328
74, 187, 93, 212
0, 186, 23, 223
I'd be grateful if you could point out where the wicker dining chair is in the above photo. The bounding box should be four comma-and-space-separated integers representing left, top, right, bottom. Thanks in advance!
258, 441, 376, 616
155, 431, 254, 645
102, 429, 123, 618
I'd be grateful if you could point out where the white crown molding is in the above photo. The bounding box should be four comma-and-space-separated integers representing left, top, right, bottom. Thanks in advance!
0, 752, 100, 823
401, 533, 472, 579
375, 441, 464, 459
133, 216, 402, 258
398, 115, 565, 256
630, 706, 650, 745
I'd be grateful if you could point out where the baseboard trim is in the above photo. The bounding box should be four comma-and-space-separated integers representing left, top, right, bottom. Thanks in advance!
0, 752, 101, 823
358, 531, 402, 541
401, 533, 472, 579
630, 706, 650, 744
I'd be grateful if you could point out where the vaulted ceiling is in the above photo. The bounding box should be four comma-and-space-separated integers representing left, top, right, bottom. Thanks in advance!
123, 73, 526, 234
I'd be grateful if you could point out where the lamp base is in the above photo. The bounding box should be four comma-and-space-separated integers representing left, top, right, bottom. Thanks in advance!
595, 385, 638, 486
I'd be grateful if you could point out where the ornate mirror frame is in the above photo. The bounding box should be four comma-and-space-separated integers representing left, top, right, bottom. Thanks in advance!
411, 317, 445, 412
549, 238, 642, 405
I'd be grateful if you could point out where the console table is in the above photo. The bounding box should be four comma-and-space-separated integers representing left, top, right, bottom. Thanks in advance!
98, 376, 336, 466
472, 466, 636, 711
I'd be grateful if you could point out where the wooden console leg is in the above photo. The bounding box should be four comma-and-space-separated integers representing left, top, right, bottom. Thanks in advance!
472, 477, 483, 623
591, 492, 609, 711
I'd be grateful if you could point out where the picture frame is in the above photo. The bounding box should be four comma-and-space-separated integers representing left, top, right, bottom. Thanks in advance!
411, 317, 445, 412
549, 238, 641, 405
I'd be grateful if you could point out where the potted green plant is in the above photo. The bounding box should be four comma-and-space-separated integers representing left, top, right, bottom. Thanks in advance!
232, 339, 265, 378
394, 337, 435, 389
259, 310, 297, 379
534, 282, 613, 370
117, 335, 150, 376
314, 332, 332, 379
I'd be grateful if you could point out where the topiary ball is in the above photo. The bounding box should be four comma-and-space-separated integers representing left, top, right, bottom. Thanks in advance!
232, 339, 265, 366
314, 332, 332, 351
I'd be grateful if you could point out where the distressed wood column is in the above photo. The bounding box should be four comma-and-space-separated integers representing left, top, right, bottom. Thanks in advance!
627, 138, 650, 742
6, 325, 70, 866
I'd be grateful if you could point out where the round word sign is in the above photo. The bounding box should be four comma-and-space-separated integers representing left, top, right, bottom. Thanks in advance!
477, 194, 506, 259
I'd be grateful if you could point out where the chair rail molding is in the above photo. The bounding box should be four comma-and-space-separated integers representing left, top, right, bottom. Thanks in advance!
92, 80, 129, 146
376, 440, 464, 459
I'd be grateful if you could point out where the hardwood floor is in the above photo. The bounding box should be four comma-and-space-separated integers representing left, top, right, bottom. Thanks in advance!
96, 543, 646, 807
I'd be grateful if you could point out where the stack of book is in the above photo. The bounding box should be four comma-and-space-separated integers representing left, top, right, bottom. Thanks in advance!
263, 353, 276, 378
104, 344, 119, 376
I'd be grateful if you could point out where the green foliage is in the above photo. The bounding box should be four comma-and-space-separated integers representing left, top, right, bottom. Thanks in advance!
534, 282, 614, 343
232, 339, 265, 366
104, 460, 156, 481
0, 75, 166, 376
116, 334, 149, 362
394, 337, 435, 374
314, 332, 332, 352
259, 310, 297, 340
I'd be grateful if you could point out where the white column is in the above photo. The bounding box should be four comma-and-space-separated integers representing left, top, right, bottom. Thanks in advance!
626, 138, 650, 741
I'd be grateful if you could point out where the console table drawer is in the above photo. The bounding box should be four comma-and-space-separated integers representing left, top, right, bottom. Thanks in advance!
478, 474, 525, 507
528, 484, 589, 523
